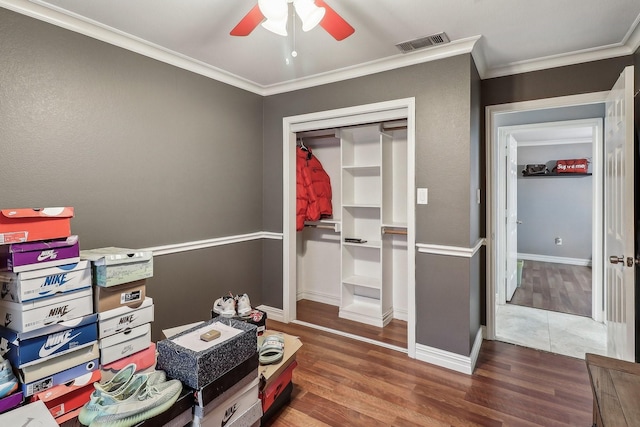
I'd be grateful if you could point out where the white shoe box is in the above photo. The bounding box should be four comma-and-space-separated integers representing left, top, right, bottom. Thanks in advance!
0, 260, 91, 303
0, 288, 93, 333
80, 247, 153, 287
99, 322, 151, 365
98, 296, 154, 338
192, 372, 260, 427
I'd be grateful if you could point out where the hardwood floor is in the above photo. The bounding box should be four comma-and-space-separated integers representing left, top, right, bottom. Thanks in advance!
296, 299, 408, 348
263, 320, 593, 427
508, 261, 592, 317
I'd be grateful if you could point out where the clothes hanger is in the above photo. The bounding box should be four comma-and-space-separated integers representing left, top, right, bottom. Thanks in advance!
297, 138, 308, 151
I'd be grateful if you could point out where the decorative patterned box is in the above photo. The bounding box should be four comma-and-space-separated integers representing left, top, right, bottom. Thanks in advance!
157, 317, 257, 389
80, 247, 153, 288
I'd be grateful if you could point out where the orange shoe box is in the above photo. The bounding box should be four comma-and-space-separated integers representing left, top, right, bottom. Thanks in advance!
0, 208, 74, 245
100, 342, 157, 382
260, 359, 297, 412
30, 370, 100, 418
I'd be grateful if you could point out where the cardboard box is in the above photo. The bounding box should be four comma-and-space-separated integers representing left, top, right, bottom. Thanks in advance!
98, 296, 154, 338
0, 315, 97, 368
258, 331, 302, 389
156, 317, 257, 389
193, 372, 259, 426
0, 390, 22, 414
30, 370, 100, 418
0, 260, 91, 303
0, 288, 93, 333
0, 235, 80, 273
260, 360, 297, 412
20, 343, 99, 397
0, 399, 58, 426
93, 279, 146, 313
80, 247, 153, 287
261, 381, 292, 424
0, 207, 74, 245
99, 323, 151, 365
212, 308, 267, 336
100, 342, 157, 382
195, 352, 258, 408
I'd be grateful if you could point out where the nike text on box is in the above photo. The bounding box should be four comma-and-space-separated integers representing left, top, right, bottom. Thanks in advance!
20, 342, 99, 396
0, 288, 93, 333
93, 279, 146, 313
0, 235, 80, 273
98, 296, 154, 339
193, 373, 260, 427
157, 317, 257, 389
98, 322, 151, 365
0, 260, 91, 303
0, 207, 74, 245
0, 314, 98, 368
80, 247, 153, 288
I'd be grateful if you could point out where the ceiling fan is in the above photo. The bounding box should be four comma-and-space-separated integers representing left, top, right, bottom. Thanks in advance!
230, 0, 355, 41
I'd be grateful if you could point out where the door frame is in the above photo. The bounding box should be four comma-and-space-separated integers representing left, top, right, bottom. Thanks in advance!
486, 92, 608, 340
282, 98, 417, 358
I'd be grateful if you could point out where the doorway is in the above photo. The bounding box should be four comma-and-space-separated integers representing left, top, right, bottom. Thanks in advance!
281, 98, 417, 358
486, 93, 610, 359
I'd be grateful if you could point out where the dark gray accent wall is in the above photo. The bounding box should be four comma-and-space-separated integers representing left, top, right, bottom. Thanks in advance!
0, 8, 264, 340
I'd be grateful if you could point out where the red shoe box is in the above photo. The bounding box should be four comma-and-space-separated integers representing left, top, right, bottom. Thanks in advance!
260, 359, 297, 412
0, 207, 73, 245
30, 370, 100, 419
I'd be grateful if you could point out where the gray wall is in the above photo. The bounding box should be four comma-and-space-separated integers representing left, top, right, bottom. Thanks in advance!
0, 8, 264, 341
517, 144, 593, 260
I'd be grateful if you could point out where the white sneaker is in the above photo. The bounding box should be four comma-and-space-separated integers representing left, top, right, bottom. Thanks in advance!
213, 296, 236, 317
236, 293, 252, 316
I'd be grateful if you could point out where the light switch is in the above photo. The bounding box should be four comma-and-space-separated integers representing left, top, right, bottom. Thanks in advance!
417, 188, 428, 204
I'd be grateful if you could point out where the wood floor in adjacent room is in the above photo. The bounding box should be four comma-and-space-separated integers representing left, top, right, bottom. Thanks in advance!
264, 320, 593, 427
508, 260, 592, 317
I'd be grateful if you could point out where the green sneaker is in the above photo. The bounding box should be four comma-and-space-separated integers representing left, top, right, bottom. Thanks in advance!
89, 378, 182, 427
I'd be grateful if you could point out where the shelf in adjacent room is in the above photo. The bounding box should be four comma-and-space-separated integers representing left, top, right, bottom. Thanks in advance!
342, 275, 381, 289
521, 172, 592, 178
342, 240, 381, 249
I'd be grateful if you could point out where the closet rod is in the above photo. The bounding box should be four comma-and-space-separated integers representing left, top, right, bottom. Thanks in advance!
382, 228, 407, 235
297, 120, 408, 140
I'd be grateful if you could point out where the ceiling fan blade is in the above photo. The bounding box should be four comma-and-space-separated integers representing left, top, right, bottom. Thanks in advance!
230, 4, 264, 36
316, 0, 354, 41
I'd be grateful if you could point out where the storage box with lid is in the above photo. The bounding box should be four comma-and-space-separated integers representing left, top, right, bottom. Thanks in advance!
93, 279, 146, 313
0, 207, 74, 245
98, 296, 154, 338
98, 322, 151, 365
80, 247, 153, 287
0, 235, 80, 272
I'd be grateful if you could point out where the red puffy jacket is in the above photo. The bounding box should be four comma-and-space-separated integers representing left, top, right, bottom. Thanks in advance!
296, 146, 332, 231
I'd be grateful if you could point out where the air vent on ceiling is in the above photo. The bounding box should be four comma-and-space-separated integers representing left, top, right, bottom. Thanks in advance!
395, 32, 450, 54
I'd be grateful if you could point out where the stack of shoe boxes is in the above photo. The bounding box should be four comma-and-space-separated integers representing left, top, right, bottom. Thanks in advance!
79, 247, 155, 376
157, 317, 262, 427
0, 207, 101, 421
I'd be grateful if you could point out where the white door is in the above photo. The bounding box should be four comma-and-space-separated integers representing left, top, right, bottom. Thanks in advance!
604, 65, 635, 362
506, 135, 519, 301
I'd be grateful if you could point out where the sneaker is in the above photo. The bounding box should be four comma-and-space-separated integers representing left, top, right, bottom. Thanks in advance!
236, 293, 252, 316
0, 358, 18, 399
213, 295, 236, 317
78, 368, 166, 426
89, 377, 182, 427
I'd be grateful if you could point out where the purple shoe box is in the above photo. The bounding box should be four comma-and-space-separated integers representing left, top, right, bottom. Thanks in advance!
0, 236, 80, 273
0, 390, 23, 414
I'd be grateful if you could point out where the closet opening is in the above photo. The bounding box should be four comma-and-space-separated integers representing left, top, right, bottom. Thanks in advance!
282, 99, 416, 358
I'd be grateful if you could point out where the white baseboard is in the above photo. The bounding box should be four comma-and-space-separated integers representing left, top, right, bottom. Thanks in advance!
415, 328, 483, 375
296, 290, 340, 306
517, 253, 591, 266
256, 305, 284, 323
394, 308, 408, 322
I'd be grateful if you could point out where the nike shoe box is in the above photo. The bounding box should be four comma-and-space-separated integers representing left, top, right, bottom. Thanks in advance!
260, 360, 297, 413
80, 247, 153, 288
135, 386, 194, 427
0, 207, 74, 245
20, 342, 99, 397
100, 342, 157, 382
0, 313, 98, 368
195, 352, 258, 408
261, 381, 293, 424
192, 372, 260, 427
30, 370, 100, 419
0, 288, 93, 333
157, 317, 257, 389
0, 399, 58, 426
0, 235, 80, 273
99, 322, 151, 365
93, 279, 146, 313
211, 308, 267, 336
0, 389, 23, 414
98, 296, 154, 338
0, 260, 91, 303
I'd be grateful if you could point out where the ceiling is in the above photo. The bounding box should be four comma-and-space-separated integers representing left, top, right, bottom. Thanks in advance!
5, 0, 640, 95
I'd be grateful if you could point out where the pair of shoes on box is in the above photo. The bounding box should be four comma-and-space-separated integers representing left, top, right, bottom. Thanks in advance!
0, 357, 18, 399
78, 363, 182, 427
213, 293, 252, 317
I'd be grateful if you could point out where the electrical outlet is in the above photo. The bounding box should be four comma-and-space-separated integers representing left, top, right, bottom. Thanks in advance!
555, 237, 563, 245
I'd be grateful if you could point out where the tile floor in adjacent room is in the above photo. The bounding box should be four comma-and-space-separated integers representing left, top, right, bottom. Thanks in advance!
495, 303, 607, 359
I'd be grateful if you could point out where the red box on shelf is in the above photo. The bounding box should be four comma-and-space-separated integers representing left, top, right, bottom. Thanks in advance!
260, 359, 297, 412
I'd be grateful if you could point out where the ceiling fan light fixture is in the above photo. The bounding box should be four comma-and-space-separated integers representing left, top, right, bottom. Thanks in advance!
293, 0, 325, 32
258, 0, 289, 35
